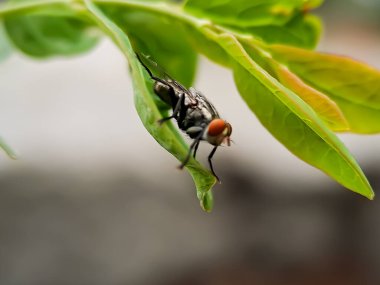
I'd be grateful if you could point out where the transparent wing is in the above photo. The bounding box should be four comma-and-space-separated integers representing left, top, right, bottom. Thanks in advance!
137, 53, 218, 118
137, 52, 193, 96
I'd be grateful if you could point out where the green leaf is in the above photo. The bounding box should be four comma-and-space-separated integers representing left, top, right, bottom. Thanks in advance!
0, 135, 17, 159
96, 0, 232, 68
237, 39, 348, 131
269, 45, 380, 133
234, 63, 373, 199
3, 9, 99, 58
184, 23, 232, 68
229, 13, 322, 49
323, 97, 380, 134
102, 8, 197, 87
198, 190, 213, 212
84, 0, 217, 211
184, 0, 316, 27
202, 27, 373, 199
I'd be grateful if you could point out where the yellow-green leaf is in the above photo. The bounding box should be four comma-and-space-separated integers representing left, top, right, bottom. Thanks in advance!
239, 38, 348, 131
269, 45, 380, 134
274, 64, 349, 131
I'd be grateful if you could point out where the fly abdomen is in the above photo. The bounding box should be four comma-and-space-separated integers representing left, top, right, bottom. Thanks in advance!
154, 81, 178, 109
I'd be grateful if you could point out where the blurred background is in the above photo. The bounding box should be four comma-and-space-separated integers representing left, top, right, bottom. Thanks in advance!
1, 0, 380, 284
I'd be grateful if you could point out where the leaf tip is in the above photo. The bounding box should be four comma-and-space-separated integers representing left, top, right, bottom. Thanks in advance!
199, 191, 214, 212
357, 184, 375, 201
367, 191, 375, 201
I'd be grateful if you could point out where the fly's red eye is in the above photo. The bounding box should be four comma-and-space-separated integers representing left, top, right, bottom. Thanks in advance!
208, 119, 227, 136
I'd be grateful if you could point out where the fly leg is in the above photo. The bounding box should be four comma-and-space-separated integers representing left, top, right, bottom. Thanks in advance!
179, 132, 203, 170
158, 93, 185, 124
193, 140, 200, 158
208, 146, 220, 183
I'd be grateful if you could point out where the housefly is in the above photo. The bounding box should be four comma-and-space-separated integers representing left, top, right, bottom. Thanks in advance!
136, 53, 232, 182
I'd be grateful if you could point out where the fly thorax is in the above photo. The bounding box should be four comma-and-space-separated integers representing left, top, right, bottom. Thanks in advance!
184, 95, 197, 106
181, 108, 209, 130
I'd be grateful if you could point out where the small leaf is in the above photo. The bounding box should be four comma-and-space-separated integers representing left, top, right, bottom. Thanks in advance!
269, 45, 380, 133
84, 0, 217, 211
102, 8, 197, 87
185, 24, 232, 68
201, 28, 374, 199
229, 13, 322, 49
4, 9, 99, 58
184, 0, 313, 27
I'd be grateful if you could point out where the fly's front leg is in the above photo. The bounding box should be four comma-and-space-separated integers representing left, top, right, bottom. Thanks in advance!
193, 140, 200, 159
208, 146, 220, 183
158, 93, 185, 125
185, 126, 204, 159
178, 132, 203, 170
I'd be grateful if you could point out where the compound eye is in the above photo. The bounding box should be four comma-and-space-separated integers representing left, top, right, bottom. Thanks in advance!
208, 119, 227, 136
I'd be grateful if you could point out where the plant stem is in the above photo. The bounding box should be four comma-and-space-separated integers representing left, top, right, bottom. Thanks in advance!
94, 0, 207, 28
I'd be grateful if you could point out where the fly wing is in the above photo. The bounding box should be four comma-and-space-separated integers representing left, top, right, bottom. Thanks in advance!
137, 53, 219, 118
138, 53, 190, 95
166, 77, 190, 96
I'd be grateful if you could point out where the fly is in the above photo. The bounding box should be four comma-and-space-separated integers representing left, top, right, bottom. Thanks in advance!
136, 53, 232, 182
